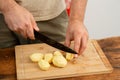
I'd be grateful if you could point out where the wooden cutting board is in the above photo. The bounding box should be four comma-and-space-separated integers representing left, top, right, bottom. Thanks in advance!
15, 40, 113, 80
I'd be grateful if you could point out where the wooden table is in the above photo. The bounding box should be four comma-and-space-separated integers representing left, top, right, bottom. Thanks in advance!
0, 37, 120, 80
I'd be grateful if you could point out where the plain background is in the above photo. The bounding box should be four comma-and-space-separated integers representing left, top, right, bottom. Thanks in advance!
84, 0, 120, 39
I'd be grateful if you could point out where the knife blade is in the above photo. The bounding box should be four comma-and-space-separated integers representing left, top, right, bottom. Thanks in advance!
34, 30, 77, 54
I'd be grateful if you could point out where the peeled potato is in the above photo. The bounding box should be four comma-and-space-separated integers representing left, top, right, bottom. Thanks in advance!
53, 51, 63, 56
30, 53, 43, 62
66, 53, 74, 61
52, 51, 67, 68
38, 60, 50, 71
44, 53, 53, 63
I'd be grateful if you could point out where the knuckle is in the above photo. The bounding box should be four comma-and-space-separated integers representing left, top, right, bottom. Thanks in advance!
18, 26, 24, 31
25, 22, 30, 27
12, 26, 18, 32
75, 31, 83, 36
76, 31, 81, 35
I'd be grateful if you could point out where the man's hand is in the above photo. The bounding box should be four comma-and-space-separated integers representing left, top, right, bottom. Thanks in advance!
65, 0, 88, 55
2, 1, 39, 39
65, 20, 88, 55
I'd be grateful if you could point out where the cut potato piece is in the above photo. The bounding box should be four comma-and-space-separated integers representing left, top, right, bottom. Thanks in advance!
53, 51, 63, 56
30, 53, 43, 62
52, 56, 67, 68
66, 53, 74, 61
38, 60, 50, 71
52, 51, 67, 68
44, 53, 53, 63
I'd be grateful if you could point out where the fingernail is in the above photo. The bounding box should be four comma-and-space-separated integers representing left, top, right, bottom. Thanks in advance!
74, 54, 78, 58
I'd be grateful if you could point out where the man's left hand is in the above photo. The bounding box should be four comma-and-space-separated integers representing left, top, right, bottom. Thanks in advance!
65, 20, 89, 55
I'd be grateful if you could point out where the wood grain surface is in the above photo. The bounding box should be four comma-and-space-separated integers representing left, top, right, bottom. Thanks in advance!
0, 37, 120, 80
15, 40, 112, 80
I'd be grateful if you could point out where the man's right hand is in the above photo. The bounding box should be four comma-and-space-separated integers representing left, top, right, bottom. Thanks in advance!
2, 1, 39, 39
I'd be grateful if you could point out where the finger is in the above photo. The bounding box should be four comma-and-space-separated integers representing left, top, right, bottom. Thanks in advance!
13, 25, 27, 39
31, 16, 39, 31
64, 33, 71, 47
26, 22, 35, 40
74, 54, 78, 58
79, 36, 88, 55
74, 35, 81, 54
19, 25, 28, 38
20, 28, 27, 39
23, 28, 28, 39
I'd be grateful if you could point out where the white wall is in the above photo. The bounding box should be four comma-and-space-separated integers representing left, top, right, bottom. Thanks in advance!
85, 0, 120, 39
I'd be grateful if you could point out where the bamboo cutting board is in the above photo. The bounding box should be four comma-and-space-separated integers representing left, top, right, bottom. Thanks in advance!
15, 40, 113, 80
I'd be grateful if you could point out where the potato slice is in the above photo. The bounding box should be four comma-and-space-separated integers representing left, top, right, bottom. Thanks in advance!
52, 55, 67, 68
66, 53, 74, 61
53, 51, 63, 56
44, 53, 53, 63
30, 53, 43, 62
38, 60, 50, 71
52, 51, 67, 68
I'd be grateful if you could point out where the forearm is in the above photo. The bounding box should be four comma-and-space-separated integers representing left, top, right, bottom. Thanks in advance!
0, 0, 17, 13
70, 0, 87, 23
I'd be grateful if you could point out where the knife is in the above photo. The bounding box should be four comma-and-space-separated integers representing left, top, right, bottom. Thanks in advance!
34, 30, 77, 54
